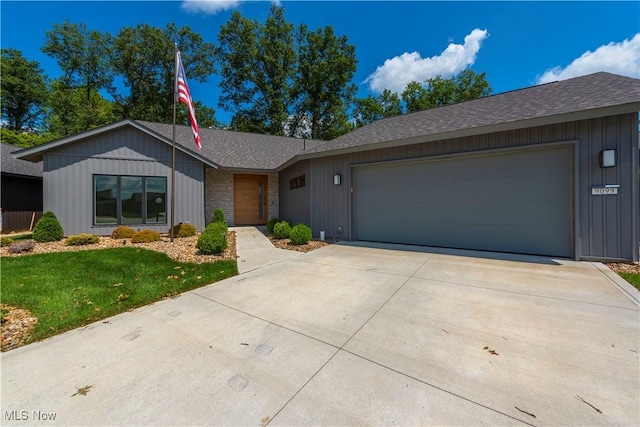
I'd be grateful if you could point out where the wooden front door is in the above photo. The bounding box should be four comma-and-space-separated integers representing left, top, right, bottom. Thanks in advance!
234, 174, 268, 225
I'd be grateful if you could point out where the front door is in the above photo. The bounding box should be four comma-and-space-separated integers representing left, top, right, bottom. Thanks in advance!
234, 174, 268, 225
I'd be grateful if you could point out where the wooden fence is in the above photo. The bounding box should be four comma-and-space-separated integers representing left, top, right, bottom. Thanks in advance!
1, 211, 43, 233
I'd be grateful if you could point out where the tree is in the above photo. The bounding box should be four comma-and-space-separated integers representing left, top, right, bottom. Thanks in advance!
41, 21, 115, 136
290, 25, 358, 140
402, 70, 492, 113
109, 23, 216, 124
0, 48, 48, 131
217, 5, 296, 135
401, 81, 430, 113
217, 5, 358, 139
354, 89, 402, 127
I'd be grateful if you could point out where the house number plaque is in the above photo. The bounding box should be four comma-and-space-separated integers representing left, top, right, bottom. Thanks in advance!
591, 185, 619, 196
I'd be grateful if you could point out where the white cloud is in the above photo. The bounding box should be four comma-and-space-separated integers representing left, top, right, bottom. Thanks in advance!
181, 0, 243, 14
365, 28, 489, 94
536, 33, 640, 84
181, 0, 280, 14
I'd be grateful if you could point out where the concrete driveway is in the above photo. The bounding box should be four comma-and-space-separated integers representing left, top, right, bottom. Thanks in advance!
2, 230, 639, 426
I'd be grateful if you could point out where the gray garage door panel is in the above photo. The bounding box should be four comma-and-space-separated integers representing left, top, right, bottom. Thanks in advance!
353, 147, 572, 257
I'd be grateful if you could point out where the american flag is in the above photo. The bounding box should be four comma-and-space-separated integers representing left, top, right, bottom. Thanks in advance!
176, 52, 201, 149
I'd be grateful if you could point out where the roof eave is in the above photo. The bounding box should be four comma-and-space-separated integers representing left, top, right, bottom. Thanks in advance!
291, 102, 640, 161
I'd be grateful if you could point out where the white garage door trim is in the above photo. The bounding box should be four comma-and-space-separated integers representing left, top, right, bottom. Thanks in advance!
350, 143, 577, 258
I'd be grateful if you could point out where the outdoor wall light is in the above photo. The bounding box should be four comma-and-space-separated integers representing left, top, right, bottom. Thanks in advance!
600, 150, 616, 168
333, 174, 342, 185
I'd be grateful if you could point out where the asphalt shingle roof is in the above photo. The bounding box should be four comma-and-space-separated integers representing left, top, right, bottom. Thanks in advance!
137, 121, 325, 170
1, 143, 42, 177
307, 72, 640, 154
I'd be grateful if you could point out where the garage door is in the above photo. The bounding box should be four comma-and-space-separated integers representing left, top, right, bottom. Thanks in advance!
352, 146, 573, 257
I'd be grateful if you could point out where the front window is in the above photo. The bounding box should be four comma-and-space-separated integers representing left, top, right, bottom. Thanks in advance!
93, 175, 166, 225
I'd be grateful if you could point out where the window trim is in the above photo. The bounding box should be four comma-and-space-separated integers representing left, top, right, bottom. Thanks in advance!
289, 175, 306, 190
93, 174, 167, 226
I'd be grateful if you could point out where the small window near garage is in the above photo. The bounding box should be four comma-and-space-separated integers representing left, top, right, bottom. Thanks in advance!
289, 175, 306, 190
93, 175, 167, 225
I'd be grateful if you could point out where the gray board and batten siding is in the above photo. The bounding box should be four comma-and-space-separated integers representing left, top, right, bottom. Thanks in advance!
42, 125, 205, 236
279, 113, 639, 262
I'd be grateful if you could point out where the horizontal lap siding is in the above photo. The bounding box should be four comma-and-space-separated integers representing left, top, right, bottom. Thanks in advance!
43, 127, 204, 236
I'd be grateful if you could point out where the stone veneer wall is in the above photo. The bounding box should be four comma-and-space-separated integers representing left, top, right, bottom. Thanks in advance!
204, 168, 279, 226
267, 172, 279, 221
204, 168, 234, 226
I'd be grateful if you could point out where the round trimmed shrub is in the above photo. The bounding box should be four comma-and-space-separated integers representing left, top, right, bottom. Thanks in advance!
272, 221, 291, 239
131, 229, 161, 243
1, 237, 14, 247
290, 224, 312, 245
197, 226, 227, 255
66, 234, 100, 246
32, 211, 64, 242
266, 218, 281, 234
170, 223, 197, 238
111, 226, 136, 239
212, 208, 225, 224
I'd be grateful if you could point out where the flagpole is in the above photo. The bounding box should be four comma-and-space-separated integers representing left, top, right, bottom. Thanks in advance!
171, 43, 178, 243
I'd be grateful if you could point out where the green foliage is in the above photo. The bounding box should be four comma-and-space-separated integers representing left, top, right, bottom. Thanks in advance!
32, 211, 64, 242
111, 226, 136, 239
354, 89, 403, 127
1, 248, 237, 342
1, 237, 15, 247
170, 223, 197, 238
197, 222, 228, 255
291, 24, 357, 140
65, 233, 99, 246
131, 229, 161, 243
1, 48, 48, 131
8, 240, 35, 254
0, 128, 54, 148
401, 70, 492, 113
266, 218, 281, 234
217, 5, 357, 139
212, 208, 225, 224
289, 223, 312, 245
110, 23, 216, 123
272, 221, 291, 239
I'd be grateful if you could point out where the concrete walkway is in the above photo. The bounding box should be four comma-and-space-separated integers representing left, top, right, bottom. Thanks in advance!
1, 228, 638, 426
232, 226, 302, 274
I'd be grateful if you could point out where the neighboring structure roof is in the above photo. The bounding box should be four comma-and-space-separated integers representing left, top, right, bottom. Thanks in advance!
138, 121, 324, 171
303, 72, 640, 156
1, 143, 42, 178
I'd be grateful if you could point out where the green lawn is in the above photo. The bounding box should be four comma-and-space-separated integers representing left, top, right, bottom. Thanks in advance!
619, 272, 640, 291
1, 247, 237, 343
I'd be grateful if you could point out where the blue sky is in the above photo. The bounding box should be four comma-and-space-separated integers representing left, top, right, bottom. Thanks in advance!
2, 1, 639, 125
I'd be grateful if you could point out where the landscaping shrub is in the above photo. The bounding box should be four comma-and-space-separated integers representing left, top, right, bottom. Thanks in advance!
197, 224, 227, 255
170, 223, 197, 238
32, 211, 64, 243
111, 226, 136, 239
272, 221, 291, 239
207, 220, 228, 234
266, 218, 281, 234
131, 230, 161, 243
212, 208, 225, 224
66, 234, 100, 246
8, 240, 35, 254
290, 224, 312, 245
1, 237, 14, 247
